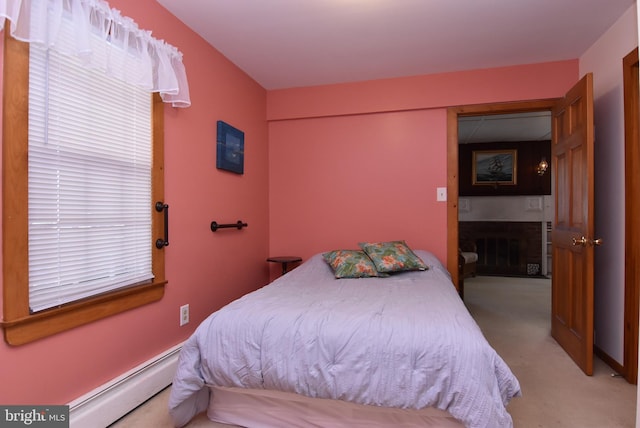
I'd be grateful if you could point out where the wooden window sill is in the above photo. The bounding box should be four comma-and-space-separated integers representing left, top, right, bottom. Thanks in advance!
1, 281, 166, 346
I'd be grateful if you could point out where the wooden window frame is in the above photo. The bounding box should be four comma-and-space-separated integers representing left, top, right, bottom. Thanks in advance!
1, 32, 166, 346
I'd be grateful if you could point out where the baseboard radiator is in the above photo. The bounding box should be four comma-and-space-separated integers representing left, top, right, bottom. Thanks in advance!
68, 342, 184, 428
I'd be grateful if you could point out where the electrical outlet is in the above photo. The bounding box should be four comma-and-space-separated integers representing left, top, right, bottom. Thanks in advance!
180, 304, 189, 326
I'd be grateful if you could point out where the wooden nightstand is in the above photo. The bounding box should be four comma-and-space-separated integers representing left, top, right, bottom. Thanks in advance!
267, 256, 302, 276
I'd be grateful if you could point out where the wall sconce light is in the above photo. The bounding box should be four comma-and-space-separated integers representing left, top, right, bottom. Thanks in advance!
537, 157, 548, 176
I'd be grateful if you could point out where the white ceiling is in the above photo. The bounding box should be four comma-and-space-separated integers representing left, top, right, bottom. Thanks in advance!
458, 112, 551, 144
155, 0, 634, 90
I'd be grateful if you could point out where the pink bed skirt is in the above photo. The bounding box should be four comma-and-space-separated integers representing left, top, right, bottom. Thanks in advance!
207, 386, 465, 427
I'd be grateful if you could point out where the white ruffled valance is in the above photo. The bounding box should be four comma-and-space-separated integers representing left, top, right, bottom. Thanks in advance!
0, 0, 191, 107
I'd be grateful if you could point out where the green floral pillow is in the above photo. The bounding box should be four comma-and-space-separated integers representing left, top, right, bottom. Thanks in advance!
358, 240, 428, 273
322, 250, 387, 279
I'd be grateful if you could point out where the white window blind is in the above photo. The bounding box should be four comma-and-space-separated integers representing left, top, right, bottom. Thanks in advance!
28, 16, 153, 313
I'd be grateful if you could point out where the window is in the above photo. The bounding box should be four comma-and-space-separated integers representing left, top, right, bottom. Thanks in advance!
2, 30, 167, 345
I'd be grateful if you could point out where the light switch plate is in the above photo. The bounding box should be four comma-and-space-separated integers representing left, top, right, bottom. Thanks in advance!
436, 187, 447, 201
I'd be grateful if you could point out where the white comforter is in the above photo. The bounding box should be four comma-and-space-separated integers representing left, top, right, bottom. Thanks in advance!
168, 250, 521, 428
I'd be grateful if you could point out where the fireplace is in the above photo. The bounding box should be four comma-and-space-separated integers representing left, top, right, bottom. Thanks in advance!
459, 221, 543, 276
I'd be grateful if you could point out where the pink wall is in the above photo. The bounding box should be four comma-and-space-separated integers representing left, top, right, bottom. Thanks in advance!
269, 109, 448, 262
267, 60, 579, 265
0, 0, 270, 405
267, 60, 579, 120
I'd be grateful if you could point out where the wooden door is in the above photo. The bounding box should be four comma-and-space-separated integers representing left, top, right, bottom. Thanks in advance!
623, 48, 639, 384
551, 73, 598, 375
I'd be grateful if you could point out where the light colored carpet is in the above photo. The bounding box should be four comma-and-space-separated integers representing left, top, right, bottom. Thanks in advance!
110, 276, 637, 427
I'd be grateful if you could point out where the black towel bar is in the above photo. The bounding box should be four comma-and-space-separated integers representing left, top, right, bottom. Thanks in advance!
211, 220, 248, 232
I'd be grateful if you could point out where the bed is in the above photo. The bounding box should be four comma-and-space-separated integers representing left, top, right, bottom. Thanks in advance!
168, 244, 521, 428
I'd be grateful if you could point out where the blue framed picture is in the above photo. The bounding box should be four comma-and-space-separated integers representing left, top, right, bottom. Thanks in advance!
216, 120, 244, 174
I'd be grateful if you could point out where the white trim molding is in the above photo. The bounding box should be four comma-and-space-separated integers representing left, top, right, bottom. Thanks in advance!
68, 342, 183, 428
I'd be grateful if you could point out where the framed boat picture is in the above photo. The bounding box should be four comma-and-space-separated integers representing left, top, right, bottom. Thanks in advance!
472, 149, 517, 185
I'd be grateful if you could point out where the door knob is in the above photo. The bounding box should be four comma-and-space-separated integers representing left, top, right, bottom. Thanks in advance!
572, 236, 588, 246
571, 236, 602, 247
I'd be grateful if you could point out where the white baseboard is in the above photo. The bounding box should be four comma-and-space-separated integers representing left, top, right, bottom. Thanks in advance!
68, 342, 184, 428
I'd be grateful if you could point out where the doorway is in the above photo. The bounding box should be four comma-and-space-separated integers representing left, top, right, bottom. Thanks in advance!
457, 111, 552, 278
447, 90, 639, 383
445, 100, 558, 286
